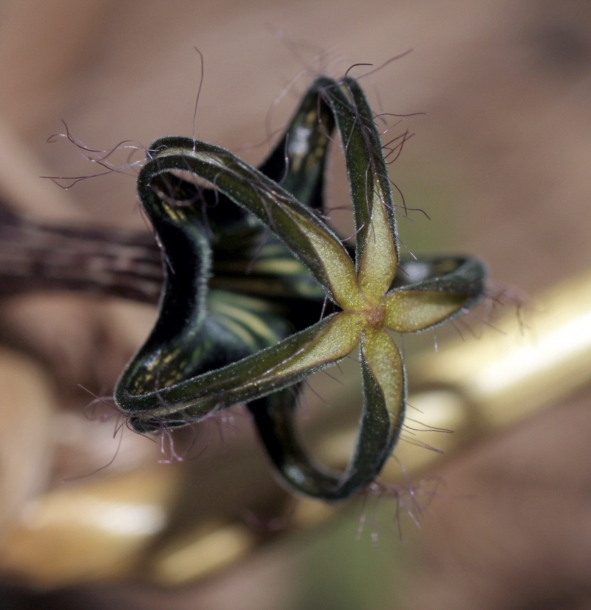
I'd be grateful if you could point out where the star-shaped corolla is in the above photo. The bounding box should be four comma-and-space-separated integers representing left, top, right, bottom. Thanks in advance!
114, 77, 485, 501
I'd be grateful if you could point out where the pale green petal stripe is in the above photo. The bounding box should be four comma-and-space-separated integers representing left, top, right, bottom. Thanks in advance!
263, 312, 366, 380
209, 296, 282, 347
384, 289, 468, 332
360, 328, 404, 430
357, 183, 398, 302
279, 203, 364, 310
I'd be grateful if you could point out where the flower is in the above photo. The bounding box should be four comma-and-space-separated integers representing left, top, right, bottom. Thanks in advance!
114, 77, 486, 501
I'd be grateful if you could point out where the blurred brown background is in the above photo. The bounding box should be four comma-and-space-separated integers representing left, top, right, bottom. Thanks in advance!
0, 1, 590, 608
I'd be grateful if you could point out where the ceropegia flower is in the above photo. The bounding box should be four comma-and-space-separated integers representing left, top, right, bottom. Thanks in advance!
114, 77, 486, 501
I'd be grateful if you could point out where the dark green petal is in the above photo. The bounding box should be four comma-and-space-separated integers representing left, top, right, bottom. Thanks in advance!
247, 326, 405, 501
118, 312, 364, 432
258, 79, 335, 208
142, 139, 360, 307
315, 78, 399, 283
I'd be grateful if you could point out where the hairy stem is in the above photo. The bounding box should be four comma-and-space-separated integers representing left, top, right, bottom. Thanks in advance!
0, 204, 162, 304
